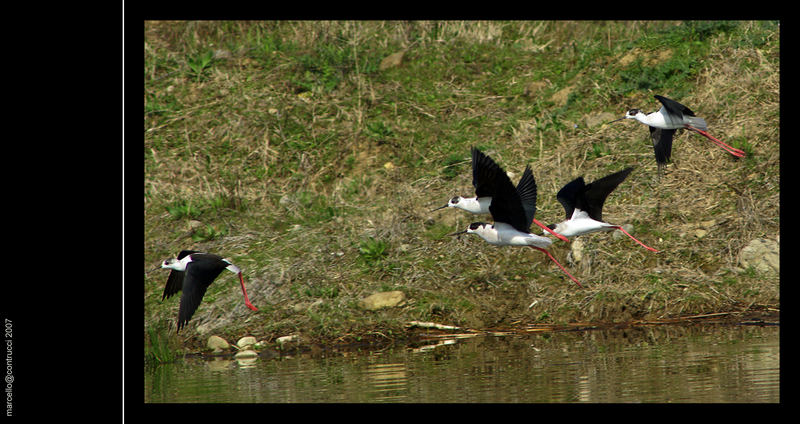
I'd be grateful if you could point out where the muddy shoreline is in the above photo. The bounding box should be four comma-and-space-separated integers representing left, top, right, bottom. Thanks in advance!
173, 308, 778, 359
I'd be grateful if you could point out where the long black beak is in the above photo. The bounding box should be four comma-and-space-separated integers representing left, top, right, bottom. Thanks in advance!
431, 204, 448, 212
607, 117, 627, 124
447, 230, 468, 236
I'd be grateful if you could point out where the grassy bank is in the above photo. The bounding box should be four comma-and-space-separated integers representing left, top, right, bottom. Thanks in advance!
144, 21, 779, 351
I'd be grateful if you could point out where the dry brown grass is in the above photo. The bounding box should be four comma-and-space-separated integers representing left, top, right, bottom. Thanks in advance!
144, 21, 779, 346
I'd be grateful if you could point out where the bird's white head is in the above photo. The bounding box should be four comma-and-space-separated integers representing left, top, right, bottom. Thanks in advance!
623, 108, 644, 120
466, 222, 492, 234
608, 108, 644, 125
161, 257, 188, 272
432, 196, 465, 212
446, 196, 466, 208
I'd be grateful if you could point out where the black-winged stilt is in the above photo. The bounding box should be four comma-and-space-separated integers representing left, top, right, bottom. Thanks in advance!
448, 148, 583, 287
611, 95, 745, 170
433, 147, 569, 243
160, 250, 258, 332
545, 167, 659, 252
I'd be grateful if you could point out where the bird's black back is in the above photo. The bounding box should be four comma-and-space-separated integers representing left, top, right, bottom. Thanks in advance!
471, 147, 503, 198
515, 165, 538, 228
556, 167, 633, 222
654, 95, 695, 117
471, 147, 531, 233
555, 176, 586, 220
170, 252, 231, 332
582, 167, 634, 222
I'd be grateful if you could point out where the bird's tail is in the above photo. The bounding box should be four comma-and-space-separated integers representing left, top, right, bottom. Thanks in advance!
685, 116, 707, 131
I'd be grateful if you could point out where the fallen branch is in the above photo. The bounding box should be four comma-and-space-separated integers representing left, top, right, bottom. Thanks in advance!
406, 321, 463, 331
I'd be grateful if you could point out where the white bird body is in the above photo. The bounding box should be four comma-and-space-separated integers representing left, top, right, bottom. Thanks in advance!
627, 105, 708, 131
544, 168, 659, 252
442, 196, 492, 214
468, 222, 553, 248
546, 209, 616, 238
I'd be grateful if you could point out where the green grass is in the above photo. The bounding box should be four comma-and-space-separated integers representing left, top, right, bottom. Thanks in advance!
145, 321, 181, 364
186, 49, 215, 81
145, 21, 779, 348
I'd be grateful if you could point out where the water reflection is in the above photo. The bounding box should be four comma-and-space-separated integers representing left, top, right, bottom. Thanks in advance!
145, 324, 779, 403
366, 363, 408, 401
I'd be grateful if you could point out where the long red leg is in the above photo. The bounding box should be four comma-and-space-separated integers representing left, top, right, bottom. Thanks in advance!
529, 246, 583, 288
533, 218, 570, 243
238, 272, 259, 311
687, 126, 746, 157
611, 226, 660, 252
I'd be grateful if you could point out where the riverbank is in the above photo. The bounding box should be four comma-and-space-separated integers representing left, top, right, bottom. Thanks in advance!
144, 21, 779, 355
160, 309, 780, 361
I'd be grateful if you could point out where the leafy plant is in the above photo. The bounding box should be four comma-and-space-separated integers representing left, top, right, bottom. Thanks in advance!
588, 141, 609, 159
191, 224, 226, 242
187, 50, 214, 82
165, 199, 201, 220
366, 120, 394, 142
358, 237, 389, 267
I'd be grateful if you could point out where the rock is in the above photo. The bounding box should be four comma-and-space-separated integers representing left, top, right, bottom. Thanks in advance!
207, 335, 229, 352
567, 238, 592, 273
188, 220, 204, 231
237, 336, 257, 349
700, 219, 716, 229
568, 238, 585, 264
739, 238, 779, 275
523, 81, 548, 98
359, 291, 406, 310
379, 50, 405, 70
213, 49, 231, 60
292, 299, 323, 313
550, 85, 574, 107
276, 334, 299, 348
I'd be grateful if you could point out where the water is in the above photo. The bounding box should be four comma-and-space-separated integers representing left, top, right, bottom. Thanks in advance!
145, 324, 779, 403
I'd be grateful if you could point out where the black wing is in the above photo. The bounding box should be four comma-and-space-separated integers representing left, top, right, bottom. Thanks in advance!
583, 167, 633, 222
162, 271, 184, 301
471, 147, 504, 198
177, 275, 210, 332
515, 165, 538, 228
650, 127, 675, 168
654, 95, 695, 118
175, 260, 226, 332
472, 147, 530, 233
555, 177, 586, 220
161, 250, 200, 301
